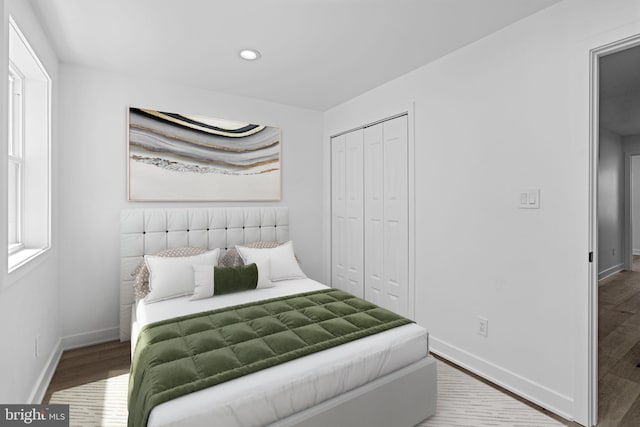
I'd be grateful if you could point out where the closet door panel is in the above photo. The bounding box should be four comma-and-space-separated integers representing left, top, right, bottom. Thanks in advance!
383, 116, 409, 316
364, 124, 384, 305
331, 135, 347, 291
344, 130, 364, 298
383, 218, 404, 314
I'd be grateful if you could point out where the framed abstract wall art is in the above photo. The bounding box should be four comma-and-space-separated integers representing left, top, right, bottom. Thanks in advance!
128, 107, 281, 201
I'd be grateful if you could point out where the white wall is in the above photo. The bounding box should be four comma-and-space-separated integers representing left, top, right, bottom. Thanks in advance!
0, 0, 61, 404
598, 128, 625, 277
632, 154, 640, 255
58, 64, 323, 340
323, 0, 640, 424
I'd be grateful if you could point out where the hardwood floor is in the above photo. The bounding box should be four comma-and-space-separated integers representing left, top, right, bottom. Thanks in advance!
42, 340, 130, 404
599, 261, 640, 426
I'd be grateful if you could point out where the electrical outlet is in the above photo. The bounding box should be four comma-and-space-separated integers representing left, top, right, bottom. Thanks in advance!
35, 335, 40, 358
477, 317, 488, 337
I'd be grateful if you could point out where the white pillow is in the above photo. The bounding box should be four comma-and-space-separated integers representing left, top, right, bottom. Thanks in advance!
255, 258, 272, 289
236, 241, 305, 281
191, 264, 215, 301
191, 258, 272, 301
145, 248, 219, 303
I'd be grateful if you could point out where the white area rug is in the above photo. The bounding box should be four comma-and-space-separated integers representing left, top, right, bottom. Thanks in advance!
49, 374, 128, 427
420, 362, 563, 427
50, 361, 564, 427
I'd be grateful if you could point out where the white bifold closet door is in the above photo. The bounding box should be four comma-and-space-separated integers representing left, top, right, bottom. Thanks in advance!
331, 130, 364, 298
332, 115, 409, 315
364, 116, 409, 316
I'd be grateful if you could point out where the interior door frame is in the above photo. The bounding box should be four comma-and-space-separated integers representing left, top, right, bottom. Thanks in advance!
589, 33, 640, 426
626, 149, 633, 271
625, 153, 640, 273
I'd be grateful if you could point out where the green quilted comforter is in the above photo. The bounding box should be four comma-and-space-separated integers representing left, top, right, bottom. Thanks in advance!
128, 288, 414, 427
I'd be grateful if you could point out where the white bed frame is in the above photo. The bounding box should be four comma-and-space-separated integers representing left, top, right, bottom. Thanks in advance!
120, 207, 437, 427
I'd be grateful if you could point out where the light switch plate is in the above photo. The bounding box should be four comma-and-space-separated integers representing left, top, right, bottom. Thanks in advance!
519, 188, 540, 209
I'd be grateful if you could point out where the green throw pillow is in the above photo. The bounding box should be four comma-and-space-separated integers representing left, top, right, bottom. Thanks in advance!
214, 263, 259, 295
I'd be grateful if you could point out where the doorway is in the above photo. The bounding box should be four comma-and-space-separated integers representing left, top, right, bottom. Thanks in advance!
593, 39, 640, 426
630, 155, 640, 273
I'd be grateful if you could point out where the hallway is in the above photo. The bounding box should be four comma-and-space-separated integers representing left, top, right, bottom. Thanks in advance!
598, 261, 640, 426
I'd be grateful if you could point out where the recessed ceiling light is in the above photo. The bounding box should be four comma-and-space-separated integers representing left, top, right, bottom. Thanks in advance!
239, 49, 261, 61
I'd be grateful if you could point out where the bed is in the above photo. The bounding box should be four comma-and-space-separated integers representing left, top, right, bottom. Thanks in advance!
120, 207, 437, 427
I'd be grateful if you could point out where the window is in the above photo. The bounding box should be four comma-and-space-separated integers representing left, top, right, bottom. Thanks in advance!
8, 65, 24, 254
7, 17, 51, 272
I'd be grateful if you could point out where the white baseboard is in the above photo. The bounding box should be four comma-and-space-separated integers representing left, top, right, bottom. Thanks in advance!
598, 263, 624, 280
633, 249, 640, 256
28, 338, 62, 404
61, 326, 120, 350
29, 326, 120, 403
430, 336, 574, 422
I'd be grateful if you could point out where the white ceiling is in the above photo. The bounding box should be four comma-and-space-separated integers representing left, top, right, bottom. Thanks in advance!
29, 0, 563, 111
600, 45, 640, 136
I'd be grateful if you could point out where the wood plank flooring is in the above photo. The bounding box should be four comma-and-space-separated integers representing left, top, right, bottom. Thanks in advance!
42, 340, 130, 404
599, 260, 640, 426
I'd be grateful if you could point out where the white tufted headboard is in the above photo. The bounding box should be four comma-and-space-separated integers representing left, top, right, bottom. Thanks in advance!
120, 207, 290, 341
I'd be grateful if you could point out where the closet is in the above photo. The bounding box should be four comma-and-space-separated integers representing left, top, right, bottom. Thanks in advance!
331, 115, 409, 317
